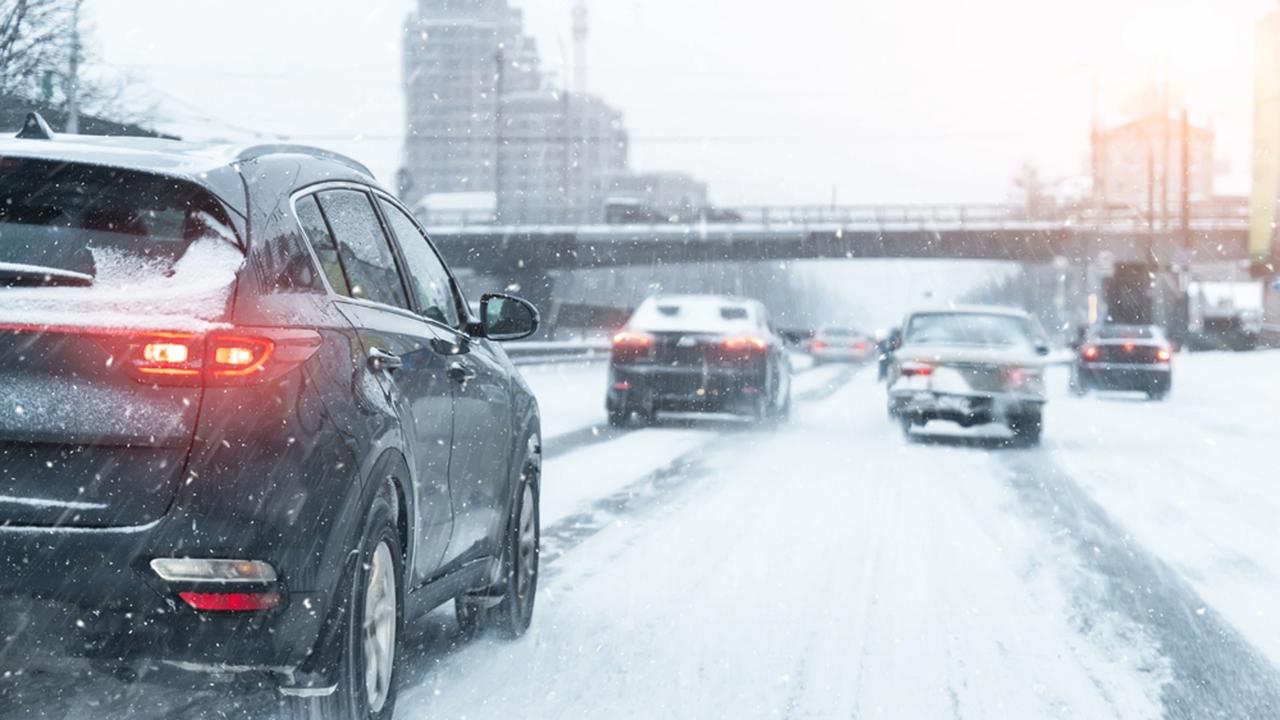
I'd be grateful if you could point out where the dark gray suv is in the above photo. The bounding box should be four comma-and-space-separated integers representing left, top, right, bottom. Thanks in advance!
0, 114, 542, 719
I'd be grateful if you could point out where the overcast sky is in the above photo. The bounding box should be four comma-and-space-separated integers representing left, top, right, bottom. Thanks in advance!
89, 0, 1274, 206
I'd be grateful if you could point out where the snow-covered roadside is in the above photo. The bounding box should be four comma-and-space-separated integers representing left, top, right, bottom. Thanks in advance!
1045, 351, 1280, 667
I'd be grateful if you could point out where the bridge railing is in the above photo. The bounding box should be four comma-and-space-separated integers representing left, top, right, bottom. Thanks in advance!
421, 201, 1250, 232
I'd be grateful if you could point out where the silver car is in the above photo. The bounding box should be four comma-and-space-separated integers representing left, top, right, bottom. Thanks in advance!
887, 307, 1050, 445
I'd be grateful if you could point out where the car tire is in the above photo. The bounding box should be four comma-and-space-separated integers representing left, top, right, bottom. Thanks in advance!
1008, 413, 1043, 447
898, 413, 915, 440
776, 390, 792, 423
607, 407, 628, 428
456, 467, 540, 640
282, 487, 404, 720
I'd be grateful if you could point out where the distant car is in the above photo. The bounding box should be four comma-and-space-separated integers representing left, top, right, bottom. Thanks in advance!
1071, 324, 1173, 400
887, 307, 1050, 444
808, 326, 876, 364
607, 295, 792, 425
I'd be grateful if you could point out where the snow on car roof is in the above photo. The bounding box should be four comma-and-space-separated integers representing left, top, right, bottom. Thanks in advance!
903, 305, 1032, 322
627, 295, 760, 333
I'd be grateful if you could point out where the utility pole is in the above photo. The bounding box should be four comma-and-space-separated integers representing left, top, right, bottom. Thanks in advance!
1180, 107, 1191, 248
1147, 142, 1156, 231
66, 0, 84, 134
572, 0, 588, 96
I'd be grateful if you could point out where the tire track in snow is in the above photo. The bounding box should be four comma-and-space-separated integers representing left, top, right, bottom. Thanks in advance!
539, 366, 861, 577
540, 362, 857, 460
1002, 450, 1280, 719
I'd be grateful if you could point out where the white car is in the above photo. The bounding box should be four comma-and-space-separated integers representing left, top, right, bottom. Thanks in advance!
808, 326, 875, 364
886, 307, 1050, 445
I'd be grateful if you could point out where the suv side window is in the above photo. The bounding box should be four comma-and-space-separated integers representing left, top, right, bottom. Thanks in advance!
316, 189, 409, 310
295, 194, 352, 296
377, 198, 460, 327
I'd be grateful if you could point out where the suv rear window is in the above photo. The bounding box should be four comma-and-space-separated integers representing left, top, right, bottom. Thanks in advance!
0, 158, 235, 277
0, 158, 243, 326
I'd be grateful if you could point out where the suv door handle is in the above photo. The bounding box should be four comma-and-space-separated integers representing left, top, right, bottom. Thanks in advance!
368, 348, 403, 373
447, 361, 476, 384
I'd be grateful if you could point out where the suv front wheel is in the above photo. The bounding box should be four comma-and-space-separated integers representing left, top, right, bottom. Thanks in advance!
457, 469, 540, 639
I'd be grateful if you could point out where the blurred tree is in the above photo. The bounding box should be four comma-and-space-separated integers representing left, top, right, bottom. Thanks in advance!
0, 0, 143, 124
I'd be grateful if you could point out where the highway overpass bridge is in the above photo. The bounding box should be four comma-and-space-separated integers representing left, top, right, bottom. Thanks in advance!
426, 203, 1252, 275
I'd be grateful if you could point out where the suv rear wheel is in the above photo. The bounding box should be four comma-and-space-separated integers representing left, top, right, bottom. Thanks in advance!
283, 488, 403, 720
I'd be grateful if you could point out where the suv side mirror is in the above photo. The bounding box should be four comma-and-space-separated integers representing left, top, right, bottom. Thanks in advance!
479, 293, 539, 341
1035, 342, 1051, 356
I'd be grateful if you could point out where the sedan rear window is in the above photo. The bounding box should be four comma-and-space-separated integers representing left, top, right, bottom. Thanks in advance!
904, 313, 1035, 348
1092, 325, 1160, 340
628, 297, 758, 333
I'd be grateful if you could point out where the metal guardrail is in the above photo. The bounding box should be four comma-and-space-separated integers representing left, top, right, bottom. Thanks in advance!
504, 340, 611, 366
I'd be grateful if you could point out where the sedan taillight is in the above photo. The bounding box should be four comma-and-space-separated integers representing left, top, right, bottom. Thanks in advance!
900, 361, 933, 377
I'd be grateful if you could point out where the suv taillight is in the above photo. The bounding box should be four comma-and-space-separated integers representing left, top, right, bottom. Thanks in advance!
132, 329, 320, 386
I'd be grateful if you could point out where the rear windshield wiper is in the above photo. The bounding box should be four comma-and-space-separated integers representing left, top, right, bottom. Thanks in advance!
0, 262, 93, 288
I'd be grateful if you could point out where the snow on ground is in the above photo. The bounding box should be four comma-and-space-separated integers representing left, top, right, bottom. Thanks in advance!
398, 367, 1169, 719
1046, 351, 1280, 667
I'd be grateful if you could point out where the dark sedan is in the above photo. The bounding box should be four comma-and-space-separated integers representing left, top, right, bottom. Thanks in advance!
606, 295, 792, 425
1072, 324, 1173, 400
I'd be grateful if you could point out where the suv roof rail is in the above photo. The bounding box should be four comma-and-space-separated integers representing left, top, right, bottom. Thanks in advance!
16, 112, 55, 140
235, 143, 374, 177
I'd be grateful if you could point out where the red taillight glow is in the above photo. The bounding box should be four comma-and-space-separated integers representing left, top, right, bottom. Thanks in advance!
131, 329, 316, 386
612, 331, 654, 348
1082, 345, 1100, 361
208, 335, 274, 378
811, 339, 828, 352
723, 336, 768, 352
900, 362, 933, 377
179, 591, 281, 612
143, 342, 190, 364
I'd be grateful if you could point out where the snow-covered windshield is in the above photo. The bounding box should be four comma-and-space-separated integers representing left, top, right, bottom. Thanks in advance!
904, 312, 1036, 349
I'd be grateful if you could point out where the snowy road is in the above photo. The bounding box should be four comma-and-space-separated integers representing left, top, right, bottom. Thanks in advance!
393, 356, 1280, 719
5, 355, 1280, 718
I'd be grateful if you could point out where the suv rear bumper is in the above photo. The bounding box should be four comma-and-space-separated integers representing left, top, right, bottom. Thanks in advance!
0, 522, 324, 675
